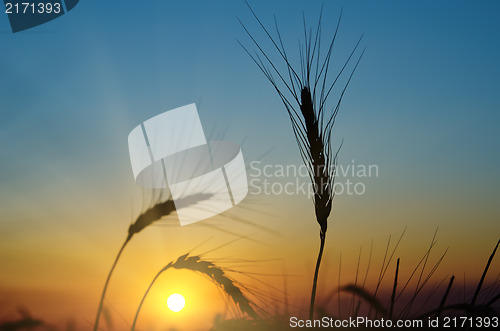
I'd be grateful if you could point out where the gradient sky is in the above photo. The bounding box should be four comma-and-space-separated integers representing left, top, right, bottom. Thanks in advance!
1, 1, 499, 330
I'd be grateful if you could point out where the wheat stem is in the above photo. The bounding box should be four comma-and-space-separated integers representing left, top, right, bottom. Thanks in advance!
309, 229, 326, 319
94, 236, 131, 331
389, 258, 400, 319
131, 265, 168, 331
471, 239, 499, 306
437, 275, 455, 318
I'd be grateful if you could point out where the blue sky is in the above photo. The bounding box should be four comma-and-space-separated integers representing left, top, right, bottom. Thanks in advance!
1, 0, 499, 207
1, 0, 499, 227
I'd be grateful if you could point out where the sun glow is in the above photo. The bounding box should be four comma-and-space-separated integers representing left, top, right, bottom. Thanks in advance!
167, 293, 185, 312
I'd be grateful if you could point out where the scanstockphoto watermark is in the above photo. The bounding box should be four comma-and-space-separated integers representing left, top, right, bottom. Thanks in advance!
289, 316, 499, 328
289, 316, 424, 328
248, 160, 379, 198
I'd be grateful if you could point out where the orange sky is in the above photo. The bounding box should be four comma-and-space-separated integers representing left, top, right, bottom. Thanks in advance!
1, 189, 498, 330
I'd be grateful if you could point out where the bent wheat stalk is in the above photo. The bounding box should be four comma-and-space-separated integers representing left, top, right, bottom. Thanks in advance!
93, 198, 176, 331
94, 193, 210, 331
131, 253, 257, 330
239, 2, 364, 318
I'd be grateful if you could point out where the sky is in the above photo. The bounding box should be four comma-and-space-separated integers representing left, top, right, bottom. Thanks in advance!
1, 1, 499, 330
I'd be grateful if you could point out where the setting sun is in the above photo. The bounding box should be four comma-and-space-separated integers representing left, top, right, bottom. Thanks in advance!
167, 294, 185, 312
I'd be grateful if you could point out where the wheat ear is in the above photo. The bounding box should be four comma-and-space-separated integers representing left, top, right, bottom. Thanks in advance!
239, 2, 364, 318
131, 254, 257, 330
94, 193, 210, 331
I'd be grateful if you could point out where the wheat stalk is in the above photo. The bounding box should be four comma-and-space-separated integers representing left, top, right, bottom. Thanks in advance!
93, 195, 175, 331
94, 193, 210, 331
239, 2, 364, 318
131, 253, 257, 330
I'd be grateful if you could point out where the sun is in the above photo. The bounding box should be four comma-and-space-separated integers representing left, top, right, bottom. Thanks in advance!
167, 293, 185, 312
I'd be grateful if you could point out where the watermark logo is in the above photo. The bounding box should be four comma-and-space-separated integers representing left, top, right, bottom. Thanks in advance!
248, 160, 379, 198
4, 0, 79, 33
128, 104, 248, 226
